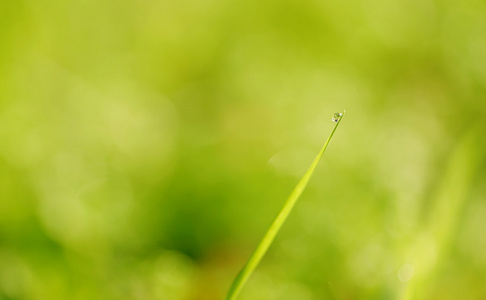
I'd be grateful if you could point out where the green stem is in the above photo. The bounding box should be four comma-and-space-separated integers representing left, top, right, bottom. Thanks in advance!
225, 111, 345, 300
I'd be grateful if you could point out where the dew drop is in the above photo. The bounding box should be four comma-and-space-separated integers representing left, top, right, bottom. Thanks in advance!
332, 112, 343, 122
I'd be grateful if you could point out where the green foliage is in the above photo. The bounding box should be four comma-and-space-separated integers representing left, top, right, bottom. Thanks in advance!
1, 1, 486, 300
226, 112, 344, 300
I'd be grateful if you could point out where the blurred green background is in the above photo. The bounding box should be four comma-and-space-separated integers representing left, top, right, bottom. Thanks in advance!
1, 0, 486, 299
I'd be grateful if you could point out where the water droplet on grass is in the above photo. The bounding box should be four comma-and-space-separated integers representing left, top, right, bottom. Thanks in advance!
332, 112, 343, 122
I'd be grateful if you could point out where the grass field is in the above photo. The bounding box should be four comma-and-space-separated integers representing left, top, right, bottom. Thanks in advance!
1, 0, 486, 299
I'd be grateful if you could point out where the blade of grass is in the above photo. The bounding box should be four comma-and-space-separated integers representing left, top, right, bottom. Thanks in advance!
225, 111, 346, 300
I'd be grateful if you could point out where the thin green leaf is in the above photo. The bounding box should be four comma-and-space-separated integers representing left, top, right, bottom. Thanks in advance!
225, 111, 346, 300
